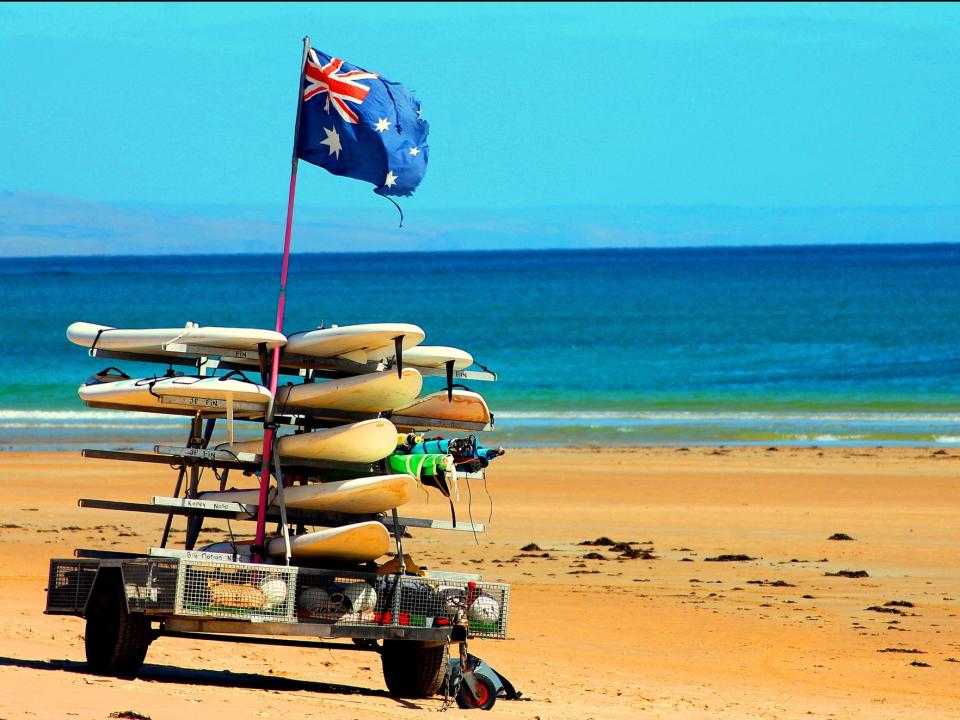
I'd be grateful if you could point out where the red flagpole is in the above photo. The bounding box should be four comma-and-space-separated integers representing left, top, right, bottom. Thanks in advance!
254, 36, 311, 561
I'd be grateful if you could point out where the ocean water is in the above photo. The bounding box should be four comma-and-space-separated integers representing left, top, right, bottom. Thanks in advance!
1, 244, 959, 449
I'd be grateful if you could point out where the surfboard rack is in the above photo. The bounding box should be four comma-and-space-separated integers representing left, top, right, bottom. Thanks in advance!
67, 332, 511, 678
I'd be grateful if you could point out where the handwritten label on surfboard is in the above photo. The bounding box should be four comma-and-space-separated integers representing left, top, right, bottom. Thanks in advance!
154, 446, 259, 464
151, 496, 254, 514
164, 343, 262, 360
156, 396, 264, 411
148, 547, 238, 562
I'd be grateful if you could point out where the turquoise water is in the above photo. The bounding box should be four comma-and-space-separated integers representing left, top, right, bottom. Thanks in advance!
2, 244, 959, 448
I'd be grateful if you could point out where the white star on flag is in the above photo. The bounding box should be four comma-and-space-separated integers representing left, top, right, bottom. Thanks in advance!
319, 127, 342, 159
409, 146, 420, 157
375, 117, 391, 133
384, 171, 398, 188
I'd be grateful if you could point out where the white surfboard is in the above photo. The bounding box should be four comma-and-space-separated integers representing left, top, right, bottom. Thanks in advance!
225, 418, 398, 462
283, 323, 424, 364
199, 474, 417, 514
275, 368, 422, 412
202, 521, 391, 562
393, 389, 492, 428
402, 346, 474, 370
67, 321, 286, 355
79, 375, 272, 415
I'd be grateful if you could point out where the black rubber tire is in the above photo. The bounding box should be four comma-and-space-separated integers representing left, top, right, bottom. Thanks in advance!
381, 640, 449, 698
84, 574, 152, 677
456, 672, 498, 710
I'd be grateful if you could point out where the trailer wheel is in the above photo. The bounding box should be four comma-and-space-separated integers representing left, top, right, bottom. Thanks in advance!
457, 672, 498, 710
381, 640, 449, 697
84, 574, 151, 677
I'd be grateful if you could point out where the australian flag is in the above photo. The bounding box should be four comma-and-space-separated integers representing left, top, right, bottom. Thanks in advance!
297, 48, 429, 197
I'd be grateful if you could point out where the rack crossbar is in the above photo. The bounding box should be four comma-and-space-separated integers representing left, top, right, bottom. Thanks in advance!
78, 497, 484, 532
82, 448, 252, 470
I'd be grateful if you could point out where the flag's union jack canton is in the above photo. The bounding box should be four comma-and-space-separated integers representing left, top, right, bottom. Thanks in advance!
297, 48, 429, 197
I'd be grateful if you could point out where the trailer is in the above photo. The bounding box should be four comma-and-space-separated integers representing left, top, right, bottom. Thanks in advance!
46, 549, 509, 698
46, 341, 510, 701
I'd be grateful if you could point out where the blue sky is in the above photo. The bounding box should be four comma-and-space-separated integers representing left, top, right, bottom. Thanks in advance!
1, 3, 959, 222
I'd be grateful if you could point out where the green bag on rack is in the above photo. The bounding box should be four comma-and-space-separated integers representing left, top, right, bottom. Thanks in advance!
388, 453, 448, 479
388, 453, 454, 498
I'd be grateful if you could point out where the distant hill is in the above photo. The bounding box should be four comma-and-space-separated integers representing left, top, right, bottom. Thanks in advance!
2, 190, 959, 256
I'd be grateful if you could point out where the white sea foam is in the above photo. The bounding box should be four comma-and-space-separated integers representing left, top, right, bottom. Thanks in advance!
933, 435, 960, 443
495, 410, 960, 423
0, 409, 181, 430
0, 409, 147, 421
785, 434, 868, 442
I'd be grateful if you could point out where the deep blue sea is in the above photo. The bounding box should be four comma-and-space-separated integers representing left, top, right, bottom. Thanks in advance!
2, 244, 959, 449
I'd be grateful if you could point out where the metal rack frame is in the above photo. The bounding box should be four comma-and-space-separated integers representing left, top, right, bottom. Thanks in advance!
53, 339, 506, 656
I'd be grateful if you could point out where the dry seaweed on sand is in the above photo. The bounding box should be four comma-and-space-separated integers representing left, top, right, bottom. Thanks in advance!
579, 537, 617, 546
866, 605, 904, 615
828, 533, 855, 541
619, 547, 656, 560
705, 554, 755, 562
825, 569, 869, 578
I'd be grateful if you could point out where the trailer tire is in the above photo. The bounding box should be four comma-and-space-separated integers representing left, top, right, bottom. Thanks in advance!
381, 640, 449, 697
84, 574, 151, 677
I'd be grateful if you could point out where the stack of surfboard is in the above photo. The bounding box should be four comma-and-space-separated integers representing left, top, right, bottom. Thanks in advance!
67, 321, 497, 565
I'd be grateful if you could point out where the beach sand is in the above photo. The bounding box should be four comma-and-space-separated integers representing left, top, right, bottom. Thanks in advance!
0, 447, 957, 719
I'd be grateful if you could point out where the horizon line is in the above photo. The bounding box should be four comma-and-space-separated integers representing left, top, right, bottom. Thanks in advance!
4, 239, 959, 261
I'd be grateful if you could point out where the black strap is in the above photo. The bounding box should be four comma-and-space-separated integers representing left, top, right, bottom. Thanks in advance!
393, 335, 404, 379
257, 342, 269, 386
144, 378, 161, 399
474, 359, 494, 374
219, 369, 257, 385
90, 328, 108, 352
96, 366, 130, 379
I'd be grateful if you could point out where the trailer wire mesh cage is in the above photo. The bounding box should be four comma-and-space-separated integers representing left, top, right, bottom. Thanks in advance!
46, 557, 510, 639
46, 559, 100, 614
296, 568, 510, 639
174, 558, 299, 623
121, 558, 179, 614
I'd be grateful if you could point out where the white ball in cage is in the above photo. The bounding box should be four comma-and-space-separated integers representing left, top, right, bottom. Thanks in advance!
468, 593, 500, 624
260, 578, 288, 610
298, 586, 331, 614
342, 582, 377, 613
